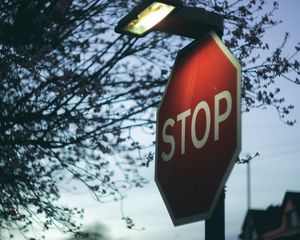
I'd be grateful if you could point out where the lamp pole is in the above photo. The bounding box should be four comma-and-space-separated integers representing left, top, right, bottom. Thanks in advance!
247, 161, 251, 210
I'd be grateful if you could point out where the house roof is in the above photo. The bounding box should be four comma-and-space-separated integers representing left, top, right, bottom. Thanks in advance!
244, 206, 282, 235
240, 191, 300, 239
282, 191, 300, 216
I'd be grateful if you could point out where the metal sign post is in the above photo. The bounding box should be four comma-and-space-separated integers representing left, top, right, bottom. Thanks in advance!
205, 189, 225, 240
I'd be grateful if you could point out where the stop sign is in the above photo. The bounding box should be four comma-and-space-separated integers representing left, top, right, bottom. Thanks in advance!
155, 31, 241, 226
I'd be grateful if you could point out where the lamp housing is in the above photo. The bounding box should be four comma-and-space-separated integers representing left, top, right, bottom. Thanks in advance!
115, 0, 183, 37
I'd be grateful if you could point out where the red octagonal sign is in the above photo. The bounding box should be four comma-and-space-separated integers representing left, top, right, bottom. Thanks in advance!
155, 31, 241, 226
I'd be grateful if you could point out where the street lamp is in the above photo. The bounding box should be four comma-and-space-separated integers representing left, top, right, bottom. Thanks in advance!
115, 0, 223, 39
115, 1, 226, 239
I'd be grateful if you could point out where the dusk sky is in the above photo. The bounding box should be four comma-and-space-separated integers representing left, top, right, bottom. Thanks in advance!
12, 1, 299, 240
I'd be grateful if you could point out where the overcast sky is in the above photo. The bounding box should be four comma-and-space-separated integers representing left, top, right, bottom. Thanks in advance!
12, 1, 300, 240
53, 1, 300, 239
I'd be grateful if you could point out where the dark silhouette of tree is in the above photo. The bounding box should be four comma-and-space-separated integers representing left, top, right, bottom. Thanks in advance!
0, 0, 299, 238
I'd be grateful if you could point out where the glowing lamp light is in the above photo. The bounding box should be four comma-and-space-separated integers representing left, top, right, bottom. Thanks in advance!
123, 2, 175, 36
115, 0, 182, 37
